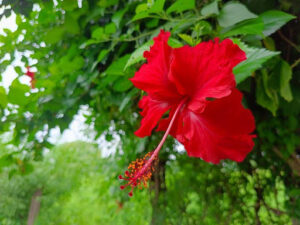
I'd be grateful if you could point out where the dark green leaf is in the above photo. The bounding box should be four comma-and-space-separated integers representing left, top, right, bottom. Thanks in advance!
279, 60, 293, 101
167, 0, 195, 14
221, 18, 264, 37
259, 10, 295, 36
125, 40, 153, 69
200, 0, 219, 16
105, 54, 130, 76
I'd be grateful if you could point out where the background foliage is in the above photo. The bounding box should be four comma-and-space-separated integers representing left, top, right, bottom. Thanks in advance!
0, 0, 299, 224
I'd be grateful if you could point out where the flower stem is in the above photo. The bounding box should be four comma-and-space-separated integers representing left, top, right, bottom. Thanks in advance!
133, 97, 187, 180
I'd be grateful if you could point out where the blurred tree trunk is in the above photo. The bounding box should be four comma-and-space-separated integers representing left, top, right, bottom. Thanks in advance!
150, 159, 167, 225
27, 189, 42, 225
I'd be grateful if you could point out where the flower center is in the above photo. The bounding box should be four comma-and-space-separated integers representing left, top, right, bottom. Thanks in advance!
119, 97, 187, 197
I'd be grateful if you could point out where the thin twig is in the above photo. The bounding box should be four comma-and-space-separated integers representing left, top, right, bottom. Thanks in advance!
291, 57, 300, 69
278, 30, 300, 52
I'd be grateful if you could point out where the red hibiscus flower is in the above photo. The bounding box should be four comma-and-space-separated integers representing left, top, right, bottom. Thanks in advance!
25, 66, 35, 88
119, 30, 255, 196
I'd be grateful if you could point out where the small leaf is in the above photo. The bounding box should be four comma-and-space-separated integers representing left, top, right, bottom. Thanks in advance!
167, 0, 195, 14
200, 0, 219, 17
8, 79, 30, 106
167, 38, 183, 48
44, 26, 65, 44
256, 70, 278, 116
135, 3, 148, 14
112, 8, 128, 28
124, 41, 153, 69
97, 49, 109, 62
104, 23, 116, 34
218, 2, 257, 27
113, 77, 132, 92
105, 54, 130, 76
92, 27, 108, 40
0, 86, 8, 108
279, 60, 293, 102
150, 0, 165, 13
178, 33, 194, 46
259, 10, 295, 36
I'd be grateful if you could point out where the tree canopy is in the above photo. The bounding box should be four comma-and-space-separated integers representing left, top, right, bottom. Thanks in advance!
0, 0, 299, 224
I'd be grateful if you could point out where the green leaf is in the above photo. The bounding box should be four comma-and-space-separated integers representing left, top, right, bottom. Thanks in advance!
256, 70, 278, 115
112, 8, 128, 28
233, 39, 280, 83
178, 33, 194, 46
221, 18, 264, 37
193, 21, 212, 36
113, 77, 132, 92
92, 27, 108, 40
259, 10, 295, 36
168, 38, 183, 48
97, 49, 109, 62
131, 0, 165, 22
65, 13, 80, 34
135, 3, 148, 14
44, 26, 65, 44
167, 0, 195, 14
124, 40, 153, 70
279, 60, 293, 102
61, 0, 78, 11
0, 86, 8, 108
200, 0, 219, 16
105, 54, 130, 76
150, 0, 165, 13
131, 11, 150, 21
104, 23, 116, 34
8, 79, 30, 106
218, 2, 257, 27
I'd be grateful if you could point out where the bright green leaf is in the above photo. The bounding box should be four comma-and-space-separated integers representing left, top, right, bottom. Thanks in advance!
44, 26, 65, 44
150, 0, 165, 13
178, 33, 194, 46
168, 38, 183, 48
0, 86, 8, 108
218, 2, 257, 27
97, 49, 109, 62
8, 79, 30, 106
92, 27, 107, 40
104, 23, 116, 34
136, 3, 148, 14
61, 0, 78, 11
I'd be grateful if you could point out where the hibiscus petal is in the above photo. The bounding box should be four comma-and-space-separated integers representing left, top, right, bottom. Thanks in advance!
172, 89, 255, 164
169, 38, 246, 113
130, 30, 181, 102
134, 96, 171, 138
